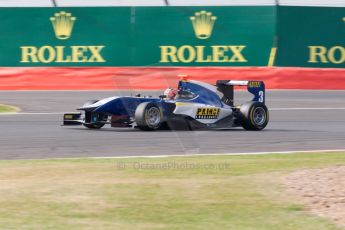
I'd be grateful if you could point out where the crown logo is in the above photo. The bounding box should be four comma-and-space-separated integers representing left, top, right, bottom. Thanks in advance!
50, 11, 76, 40
190, 11, 217, 39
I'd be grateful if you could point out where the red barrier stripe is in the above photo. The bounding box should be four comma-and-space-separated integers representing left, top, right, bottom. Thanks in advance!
0, 67, 344, 90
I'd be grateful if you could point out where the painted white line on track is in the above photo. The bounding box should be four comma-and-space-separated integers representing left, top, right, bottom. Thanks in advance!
0, 112, 64, 115
10, 149, 345, 161
270, 108, 345, 111
1, 107, 345, 116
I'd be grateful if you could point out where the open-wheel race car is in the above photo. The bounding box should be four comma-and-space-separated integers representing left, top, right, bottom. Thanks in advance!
63, 78, 269, 131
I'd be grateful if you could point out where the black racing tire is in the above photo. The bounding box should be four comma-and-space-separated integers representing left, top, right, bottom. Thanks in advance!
239, 101, 269, 130
135, 102, 163, 131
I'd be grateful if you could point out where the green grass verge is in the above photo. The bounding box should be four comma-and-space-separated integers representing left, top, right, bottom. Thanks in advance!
0, 152, 345, 230
0, 104, 19, 113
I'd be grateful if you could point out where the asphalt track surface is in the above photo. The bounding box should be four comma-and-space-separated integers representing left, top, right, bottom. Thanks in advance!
0, 90, 345, 160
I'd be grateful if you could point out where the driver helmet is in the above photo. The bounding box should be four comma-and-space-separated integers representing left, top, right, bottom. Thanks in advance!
163, 88, 178, 100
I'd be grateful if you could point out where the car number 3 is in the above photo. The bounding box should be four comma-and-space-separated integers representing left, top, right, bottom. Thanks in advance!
259, 91, 264, 102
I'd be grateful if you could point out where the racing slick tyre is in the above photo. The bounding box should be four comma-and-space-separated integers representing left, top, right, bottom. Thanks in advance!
135, 102, 163, 131
239, 101, 269, 131
81, 100, 105, 129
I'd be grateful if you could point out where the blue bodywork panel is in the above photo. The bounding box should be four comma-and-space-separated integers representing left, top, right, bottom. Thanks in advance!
94, 97, 160, 116
247, 81, 265, 103
177, 80, 223, 107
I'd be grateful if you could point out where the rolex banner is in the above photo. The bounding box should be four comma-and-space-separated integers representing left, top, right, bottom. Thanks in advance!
275, 6, 345, 68
0, 7, 275, 67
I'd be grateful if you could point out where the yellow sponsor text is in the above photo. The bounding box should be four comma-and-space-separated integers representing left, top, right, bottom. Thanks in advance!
308, 46, 345, 64
196, 107, 220, 119
248, 81, 261, 88
160, 45, 247, 63
20, 45, 106, 63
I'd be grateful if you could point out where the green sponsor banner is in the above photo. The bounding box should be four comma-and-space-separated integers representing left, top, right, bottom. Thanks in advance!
276, 6, 345, 68
0, 7, 275, 67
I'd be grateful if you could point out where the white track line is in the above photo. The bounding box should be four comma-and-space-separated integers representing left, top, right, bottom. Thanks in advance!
270, 108, 345, 111
11, 149, 345, 161
1, 107, 345, 116
88, 149, 345, 159
0, 112, 64, 115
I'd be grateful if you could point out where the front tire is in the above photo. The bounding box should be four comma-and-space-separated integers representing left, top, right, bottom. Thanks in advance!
135, 102, 163, 131
239, 101, 269, 130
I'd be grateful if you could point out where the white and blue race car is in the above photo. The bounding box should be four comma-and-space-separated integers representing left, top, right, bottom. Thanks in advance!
63, 78, 269, 131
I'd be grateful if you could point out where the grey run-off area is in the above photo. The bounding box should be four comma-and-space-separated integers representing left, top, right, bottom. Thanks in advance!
0, 90, 344, 160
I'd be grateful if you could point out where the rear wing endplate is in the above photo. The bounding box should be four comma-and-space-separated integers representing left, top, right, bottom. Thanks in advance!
216, 80, 265, 106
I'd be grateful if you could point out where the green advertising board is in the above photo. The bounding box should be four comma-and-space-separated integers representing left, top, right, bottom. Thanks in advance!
275, 6, 345, 68
0, 7, 275, 67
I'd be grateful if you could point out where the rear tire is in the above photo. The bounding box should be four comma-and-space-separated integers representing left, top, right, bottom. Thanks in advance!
239, 101, 269, 130
135, 102, 163, 131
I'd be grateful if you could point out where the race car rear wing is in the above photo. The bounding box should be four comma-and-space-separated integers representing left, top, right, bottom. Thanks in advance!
216, 80, 265, 106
